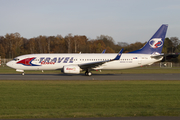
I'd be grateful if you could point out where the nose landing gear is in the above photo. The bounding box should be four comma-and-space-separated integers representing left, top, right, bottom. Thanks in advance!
22, 72, 25, 75
16, 69, 25, 75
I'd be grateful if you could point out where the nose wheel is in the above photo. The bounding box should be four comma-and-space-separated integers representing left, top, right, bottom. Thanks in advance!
85, 71, 92, 76
22, 72, 25, 75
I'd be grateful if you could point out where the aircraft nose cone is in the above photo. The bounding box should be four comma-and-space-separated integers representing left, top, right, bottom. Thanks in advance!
6, 61, 13, 67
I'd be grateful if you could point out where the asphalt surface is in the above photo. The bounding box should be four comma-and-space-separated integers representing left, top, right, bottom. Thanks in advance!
0, 73, 180, 80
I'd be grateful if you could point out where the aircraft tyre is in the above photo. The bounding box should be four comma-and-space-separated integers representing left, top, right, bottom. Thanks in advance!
85, 72, 92, 76
88, 72, 92, 76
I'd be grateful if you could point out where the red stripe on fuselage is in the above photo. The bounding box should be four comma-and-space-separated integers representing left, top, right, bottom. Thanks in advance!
17, 57, 35, 66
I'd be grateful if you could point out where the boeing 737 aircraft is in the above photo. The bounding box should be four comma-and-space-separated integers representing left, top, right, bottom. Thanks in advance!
6, 24, 168, 76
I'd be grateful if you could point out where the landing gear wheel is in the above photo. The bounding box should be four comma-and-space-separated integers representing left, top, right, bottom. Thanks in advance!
22, 72, 24, 75
85, 71, 92, 76
88, 72, 92, 76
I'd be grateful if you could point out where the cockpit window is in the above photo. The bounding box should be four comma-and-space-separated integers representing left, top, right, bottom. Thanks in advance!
13, 58, 19, 61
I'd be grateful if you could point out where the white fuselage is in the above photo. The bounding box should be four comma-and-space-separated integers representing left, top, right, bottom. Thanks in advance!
7, 53, 162, 71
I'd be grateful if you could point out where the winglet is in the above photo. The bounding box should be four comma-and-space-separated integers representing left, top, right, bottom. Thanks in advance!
102, 49, 106, 53
114, 48, 124, 60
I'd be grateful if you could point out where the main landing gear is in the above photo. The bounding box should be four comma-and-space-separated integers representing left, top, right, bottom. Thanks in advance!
22, 72, 25, 75
85, 71, 92, 76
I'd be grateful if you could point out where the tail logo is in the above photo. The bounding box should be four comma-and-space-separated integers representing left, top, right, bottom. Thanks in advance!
149, 38, 163, 48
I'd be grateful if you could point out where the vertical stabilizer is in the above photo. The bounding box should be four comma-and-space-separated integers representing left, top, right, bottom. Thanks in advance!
129, 24, 168, 54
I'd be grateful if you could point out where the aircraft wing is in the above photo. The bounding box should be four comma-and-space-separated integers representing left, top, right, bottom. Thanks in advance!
78, 49, 123, 70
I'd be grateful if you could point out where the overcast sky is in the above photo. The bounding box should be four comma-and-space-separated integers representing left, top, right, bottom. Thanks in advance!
0, 0, 180, 43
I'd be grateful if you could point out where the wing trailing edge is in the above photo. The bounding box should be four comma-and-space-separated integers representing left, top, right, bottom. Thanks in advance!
79, 49, 124, 70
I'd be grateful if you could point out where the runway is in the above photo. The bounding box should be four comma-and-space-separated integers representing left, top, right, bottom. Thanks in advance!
0, 73, 180, 80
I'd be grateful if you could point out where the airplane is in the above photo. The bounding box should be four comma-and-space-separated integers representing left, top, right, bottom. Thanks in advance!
6, 24, 168, 76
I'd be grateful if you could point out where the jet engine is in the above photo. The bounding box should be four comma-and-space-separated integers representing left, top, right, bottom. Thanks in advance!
62, 65, 80, 74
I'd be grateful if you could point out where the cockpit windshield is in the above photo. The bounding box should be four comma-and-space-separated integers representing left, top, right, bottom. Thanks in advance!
13, 58, 19, 61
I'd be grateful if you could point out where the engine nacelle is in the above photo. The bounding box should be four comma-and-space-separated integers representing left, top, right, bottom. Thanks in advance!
63, 65, 80, 74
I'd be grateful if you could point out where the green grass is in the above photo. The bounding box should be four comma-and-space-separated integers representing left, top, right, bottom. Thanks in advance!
0, 80, 180, 119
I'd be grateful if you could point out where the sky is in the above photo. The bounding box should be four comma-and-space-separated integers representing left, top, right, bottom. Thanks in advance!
0, 0, 180, 44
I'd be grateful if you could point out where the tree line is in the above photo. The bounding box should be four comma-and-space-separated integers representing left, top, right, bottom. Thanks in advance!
0, 32, 179, 62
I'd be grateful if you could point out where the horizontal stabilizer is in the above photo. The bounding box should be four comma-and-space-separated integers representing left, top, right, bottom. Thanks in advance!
151, 53, 164, 59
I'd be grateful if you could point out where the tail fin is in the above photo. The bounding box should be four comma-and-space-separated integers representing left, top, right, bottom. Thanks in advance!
129, 24, 168, 54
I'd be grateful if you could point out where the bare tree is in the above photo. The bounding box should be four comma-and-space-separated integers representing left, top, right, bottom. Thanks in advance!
65, 33, 72, 53
118, 42, 129, 47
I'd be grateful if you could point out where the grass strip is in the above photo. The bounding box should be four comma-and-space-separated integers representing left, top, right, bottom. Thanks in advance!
0, 80, 180, 119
